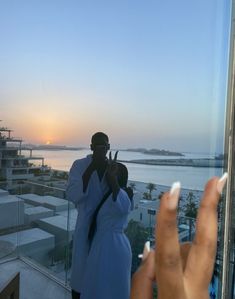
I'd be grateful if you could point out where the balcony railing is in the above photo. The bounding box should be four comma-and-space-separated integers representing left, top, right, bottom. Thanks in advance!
0, 181, 72, 287
0, 180, 227, 297
0, 147, 18, 151
0, 137, 22, 142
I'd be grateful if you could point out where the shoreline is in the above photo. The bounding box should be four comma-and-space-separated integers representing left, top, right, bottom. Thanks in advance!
128, 179, 204, 193
49, 168, 207, 192
120, 159, 223, 168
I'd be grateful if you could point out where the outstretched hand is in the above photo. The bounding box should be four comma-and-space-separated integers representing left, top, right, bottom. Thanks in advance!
131, 242, 191, 299
130, 174, 228, 299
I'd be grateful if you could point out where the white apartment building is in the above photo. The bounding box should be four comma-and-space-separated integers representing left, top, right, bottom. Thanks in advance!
0, 122, 47, 187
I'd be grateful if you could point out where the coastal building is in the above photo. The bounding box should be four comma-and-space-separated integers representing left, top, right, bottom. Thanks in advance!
0, 122, 47, 188
129, 193, 197, 244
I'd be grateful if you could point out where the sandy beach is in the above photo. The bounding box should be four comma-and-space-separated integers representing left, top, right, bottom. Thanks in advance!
129, 179, 203, 211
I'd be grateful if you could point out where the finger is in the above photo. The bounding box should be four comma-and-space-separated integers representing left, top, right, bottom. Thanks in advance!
155, 182, 184, 297
185, 175, 227, 289
130, 250, 155, 299
114, 151, 119, 161
138, 241, 150, 260
180, 242, 191, 271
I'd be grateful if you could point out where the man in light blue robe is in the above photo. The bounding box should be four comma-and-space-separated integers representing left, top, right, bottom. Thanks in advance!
66, 132, 110, 299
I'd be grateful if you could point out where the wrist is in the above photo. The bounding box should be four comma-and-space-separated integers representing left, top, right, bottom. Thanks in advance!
108, 178, 120, 200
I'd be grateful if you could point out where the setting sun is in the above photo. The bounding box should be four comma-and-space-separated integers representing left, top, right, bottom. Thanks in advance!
46, 141, 51, 145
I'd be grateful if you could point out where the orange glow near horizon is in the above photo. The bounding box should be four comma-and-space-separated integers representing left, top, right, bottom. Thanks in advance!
3, 92, 130, 146
3, 102, 145, 147
12, 118, 92, 146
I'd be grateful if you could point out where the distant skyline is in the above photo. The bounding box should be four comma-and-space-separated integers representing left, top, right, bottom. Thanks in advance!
0, 0, 231, 153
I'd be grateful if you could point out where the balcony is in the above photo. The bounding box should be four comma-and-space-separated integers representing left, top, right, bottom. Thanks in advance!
0, 147, 18, 151
0, 179, 229, 299
0, 137, 22, 142
10, 165, 43, 170
0, 259, 71, 299
0, 182, 72, 298
8, 173, 35, 180
1, 156, 45, 162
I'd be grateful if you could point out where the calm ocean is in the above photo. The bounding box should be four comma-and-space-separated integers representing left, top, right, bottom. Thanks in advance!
31, 149, 222, 191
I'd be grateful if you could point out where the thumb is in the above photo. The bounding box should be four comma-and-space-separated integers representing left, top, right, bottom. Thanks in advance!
130, 249, 155, 299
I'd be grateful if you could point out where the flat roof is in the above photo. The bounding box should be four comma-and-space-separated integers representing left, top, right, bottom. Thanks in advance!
57, 209, 78, 221
0, 228, 55, 245
18, 194, 44, 204
37, 215, 76, 231
41, 196, 67, 205
0, 195, 24, 204
25, 206, 54, 216
0, 189, 9, 197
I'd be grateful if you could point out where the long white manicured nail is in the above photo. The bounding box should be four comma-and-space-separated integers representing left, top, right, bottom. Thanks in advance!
142, 241, 150, 260
168, 182, 181, 210
217, 173, 228, 194
138, 241, 150, 260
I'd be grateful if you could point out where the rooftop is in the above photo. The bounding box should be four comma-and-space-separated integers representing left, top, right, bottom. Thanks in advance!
0, 259, 71, 299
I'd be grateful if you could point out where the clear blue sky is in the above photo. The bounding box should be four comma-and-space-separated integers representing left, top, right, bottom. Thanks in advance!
0, 0, 231, 153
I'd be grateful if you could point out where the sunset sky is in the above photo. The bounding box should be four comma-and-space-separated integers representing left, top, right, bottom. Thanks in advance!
0, 0, 231, 153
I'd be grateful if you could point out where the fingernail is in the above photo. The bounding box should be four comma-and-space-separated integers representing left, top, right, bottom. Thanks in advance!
142, 241, 150, 260
168, 182, 181, 210
217, 173, 228, 194
138, 241, 150, 260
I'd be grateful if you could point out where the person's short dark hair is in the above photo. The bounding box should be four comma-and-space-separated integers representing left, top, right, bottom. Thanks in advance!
91, 132, 109, 145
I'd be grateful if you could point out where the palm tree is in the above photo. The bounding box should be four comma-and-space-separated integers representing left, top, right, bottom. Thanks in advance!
184, 191, 197, 240
60, 171, 68, 180
129, 182, 136, 191
125, 220, 149, 273
184, 192, 197, 218
53, 170, 58, 178
143, 192, 151, 200
146, 183, 157, 200
158, 191, 164, 200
